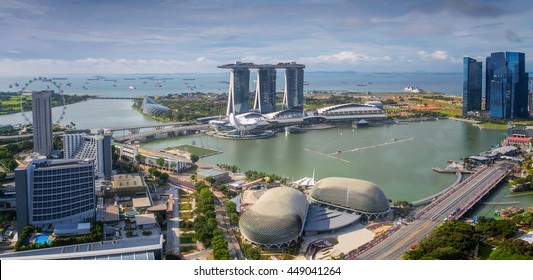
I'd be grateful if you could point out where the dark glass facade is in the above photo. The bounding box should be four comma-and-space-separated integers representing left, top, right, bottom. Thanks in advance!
487, 52, 529, 119
254, 68, 277, 113
283, 68, 304, 110
462, 57, 482, 116
226, 68, 250, 115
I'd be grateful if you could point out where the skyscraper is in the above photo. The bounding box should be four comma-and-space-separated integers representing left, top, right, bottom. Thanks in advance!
253, 67, 277, 113
15, 155, 95, 233
282, 63, 305, 110
487, 52, 529, 119
462, 57, 482, 116
32, 90, 53, 157
63, 129, 113, 178
218, 61, 305, 114
226, 64, 251, 115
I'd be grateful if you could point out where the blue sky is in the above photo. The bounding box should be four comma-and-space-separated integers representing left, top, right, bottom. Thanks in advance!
0, 0, 532, 75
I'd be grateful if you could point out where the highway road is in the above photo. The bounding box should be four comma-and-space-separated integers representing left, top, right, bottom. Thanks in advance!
356, 162, 512, 260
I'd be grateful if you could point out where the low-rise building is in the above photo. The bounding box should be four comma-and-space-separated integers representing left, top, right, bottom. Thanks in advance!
197, 169, 231, 185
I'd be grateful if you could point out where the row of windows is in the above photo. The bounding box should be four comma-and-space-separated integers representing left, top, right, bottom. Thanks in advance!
34, 167, 93, 176
33, 179, 93, 188
34, 174, 93, 181
32, 193, 94, 204
32, 200, 94, 213
32, 206, 94, 222
33, 185, 94, 196
34, 172, 93, 180
33, 190, 95, 202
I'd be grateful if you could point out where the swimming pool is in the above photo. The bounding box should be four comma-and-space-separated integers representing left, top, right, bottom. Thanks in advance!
33, 234, 50, 245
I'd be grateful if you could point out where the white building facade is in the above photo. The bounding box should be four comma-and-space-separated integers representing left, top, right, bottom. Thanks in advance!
64, 129, 112, 178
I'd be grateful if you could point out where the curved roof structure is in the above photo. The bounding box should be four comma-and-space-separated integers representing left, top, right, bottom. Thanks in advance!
317, 103, 382, 115
304, 204, 360, 233
239, 187, 308, 248
263, 109, 304, 120
228, 113, 258, 131
364, 101, 384, 110
309, 177, 390, 217
142, 97, 169, 115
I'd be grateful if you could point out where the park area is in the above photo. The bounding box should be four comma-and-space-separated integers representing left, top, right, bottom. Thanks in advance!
165, 144, 221, 158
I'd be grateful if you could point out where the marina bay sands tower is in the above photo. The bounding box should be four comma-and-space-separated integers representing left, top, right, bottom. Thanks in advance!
218, 62, 305, 115
254, 67, 277, 114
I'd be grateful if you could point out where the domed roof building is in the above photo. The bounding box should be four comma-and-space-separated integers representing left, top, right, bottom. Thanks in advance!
309, 177, 390, 219
239, 187, 308, 248
141, 97, 170, 115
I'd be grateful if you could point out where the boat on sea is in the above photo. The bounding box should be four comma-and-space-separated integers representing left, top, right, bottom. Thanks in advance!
183, 78, 196, 81
304, 81, 309, 85
357, 83, 367, 86
128, 85, 136, 90
403, 86, 424, 93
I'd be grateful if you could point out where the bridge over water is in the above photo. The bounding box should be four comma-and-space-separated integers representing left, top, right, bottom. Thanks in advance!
346, 161, 513, 260
114, 124, 209, 142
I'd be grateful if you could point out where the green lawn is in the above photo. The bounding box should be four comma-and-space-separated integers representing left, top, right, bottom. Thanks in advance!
481, 123, 508, 130
179, 212, 193, 219
167, 145, 220, 157
178, 197, 190, 203
180, 203, 192, 211
180, 245, 197, 253
180, 234, 197, 244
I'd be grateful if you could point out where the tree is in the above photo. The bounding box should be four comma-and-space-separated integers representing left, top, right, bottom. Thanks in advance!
243, 244, 261, 260
204, 176, 216, 186
225, 201, 237, 214
403, 220, 478, 260
488, 239, 533, 260
190, 154, 200, 164
393, 200, 413, 208
475, 217, 517, 239
159, 172, 169, 182
156, 157, 165, 168
229, 213, 239, 226
153, 170, 161, 177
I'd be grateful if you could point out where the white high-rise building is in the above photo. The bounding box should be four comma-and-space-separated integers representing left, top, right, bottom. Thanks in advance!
64, 129, 113, 178
15, 155, 95, 233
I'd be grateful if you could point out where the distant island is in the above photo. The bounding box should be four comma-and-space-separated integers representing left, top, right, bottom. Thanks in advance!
0, 92, 97, 116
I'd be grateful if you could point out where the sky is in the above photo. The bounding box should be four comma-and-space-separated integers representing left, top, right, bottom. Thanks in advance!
0, 0, 532, 76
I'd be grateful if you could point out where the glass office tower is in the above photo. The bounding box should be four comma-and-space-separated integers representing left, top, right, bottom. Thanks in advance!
254, 67, 277, 113
462, 57, 482, 116
487, 52, 528, 119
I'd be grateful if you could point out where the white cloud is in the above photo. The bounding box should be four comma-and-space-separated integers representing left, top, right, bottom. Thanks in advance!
303, 51, 392, 64
0, 58, 200, 76
418, 50, 449, 60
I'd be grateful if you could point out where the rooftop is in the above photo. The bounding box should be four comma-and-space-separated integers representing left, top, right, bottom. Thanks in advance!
112, 174, 143, 189
132, 197, 152, 208
135, 214, 157, 226
0, 235, 163, 260
197, 169, 228, 177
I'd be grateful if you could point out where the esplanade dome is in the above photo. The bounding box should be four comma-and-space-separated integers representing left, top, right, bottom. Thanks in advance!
239, 187, 308, 248
309, 177, 390, 215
